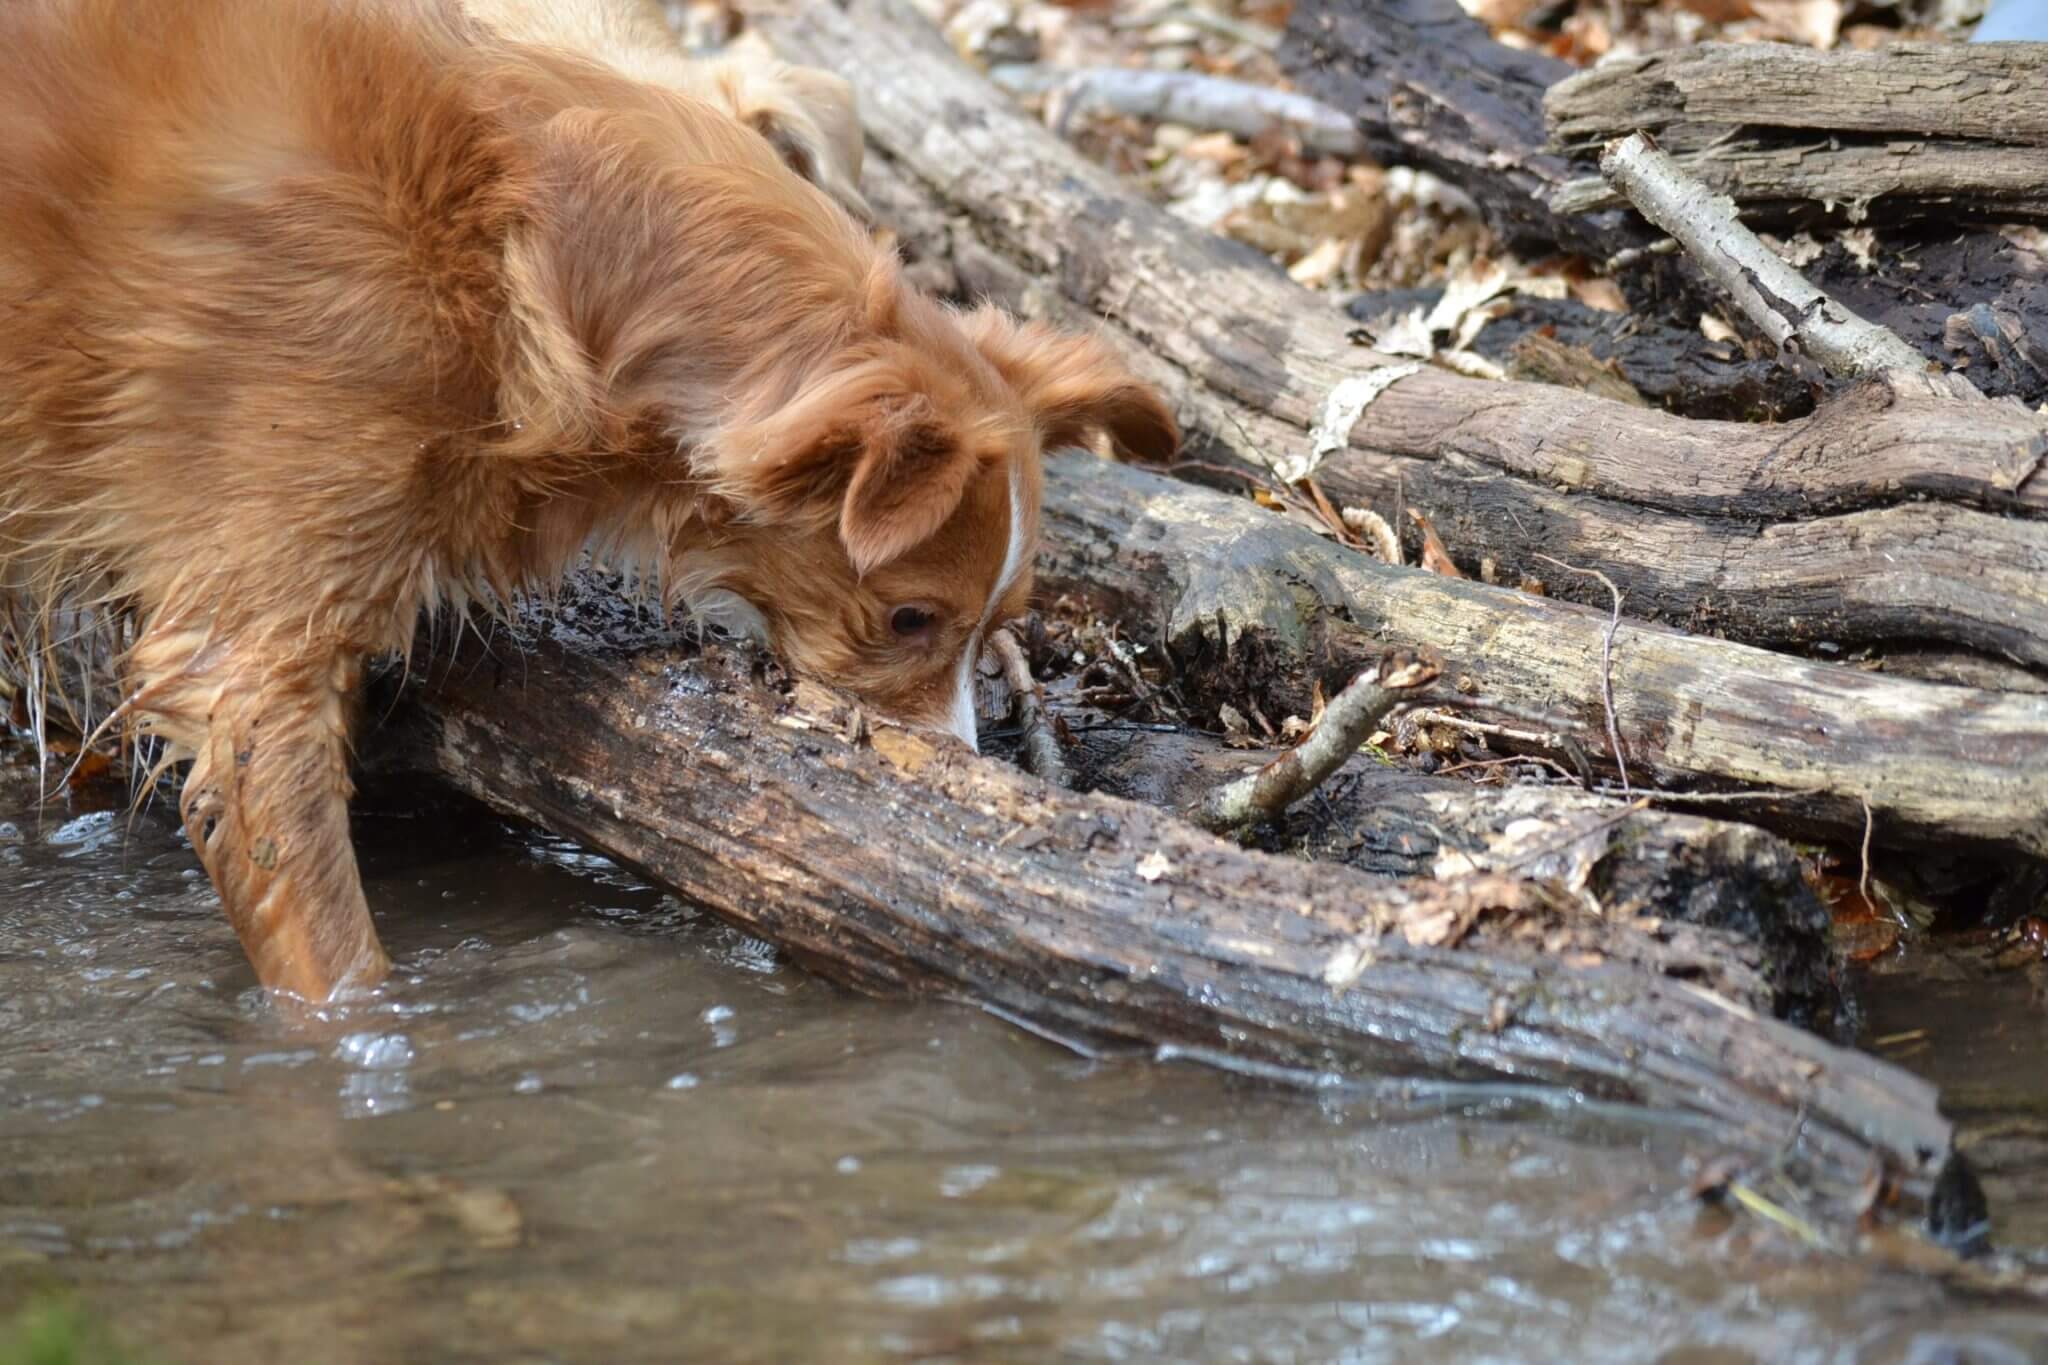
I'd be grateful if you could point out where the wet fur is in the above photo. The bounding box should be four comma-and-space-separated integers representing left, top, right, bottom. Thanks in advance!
0, 0, 1176, 1001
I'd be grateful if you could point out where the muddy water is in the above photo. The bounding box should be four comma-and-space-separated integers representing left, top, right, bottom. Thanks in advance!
3, 749, 2045, 1364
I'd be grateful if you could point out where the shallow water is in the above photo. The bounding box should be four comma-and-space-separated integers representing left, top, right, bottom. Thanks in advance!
2, 747, 2045, 1364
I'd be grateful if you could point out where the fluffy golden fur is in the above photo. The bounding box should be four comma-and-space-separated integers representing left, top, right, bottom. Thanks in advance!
0, 0, 1177, 1000
460, 0, 869, 219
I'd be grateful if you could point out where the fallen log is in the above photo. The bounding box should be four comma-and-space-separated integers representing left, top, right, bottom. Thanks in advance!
1547, 42, 2048, 160
1280, 0, 2048, 405
1266, 0, 1638, 259
756, 0, 2048, 682
1551, 137, 2048, 227
1545, 44, 2048, 226
749, 0, 2048, 854
369, 581, 1966, 1234
1067, 715, 1839, 1022
1039, 453, 2048, 859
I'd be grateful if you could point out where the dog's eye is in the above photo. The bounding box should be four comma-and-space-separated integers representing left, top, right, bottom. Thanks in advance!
890, 605, 935, 637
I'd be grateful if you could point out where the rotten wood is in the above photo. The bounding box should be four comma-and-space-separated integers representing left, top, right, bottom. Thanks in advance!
1069, 719, 1839, 1023
755, 0, 2048, 682
370, 585, 1967, 1232
1552, 138, 2048, 226
1345, 287, 1814, 421
1546, 44, 2048, 227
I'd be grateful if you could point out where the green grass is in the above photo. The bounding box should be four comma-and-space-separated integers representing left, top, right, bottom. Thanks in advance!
0, 1299, 145, 1365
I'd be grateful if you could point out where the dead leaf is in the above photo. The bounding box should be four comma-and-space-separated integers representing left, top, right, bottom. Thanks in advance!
1569, 276, 1628, 313
1750, 0, 1842, 48
1218, 703, 1261, 749
1406, 508, 1465, 578
1135, 850, 1173, 882
1397, 903, 1461, 946
1700, 313, 1740, 344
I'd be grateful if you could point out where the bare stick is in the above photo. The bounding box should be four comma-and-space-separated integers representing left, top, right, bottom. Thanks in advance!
1188, 650, 1439, 833
1597, 133, 1935, 380
1534, 555, 1632, 793
989, 628, 1071, 790
987, 64, 1365, 159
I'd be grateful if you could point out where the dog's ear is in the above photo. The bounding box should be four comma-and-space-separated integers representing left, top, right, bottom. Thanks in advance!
717, 371, 981, 576
837, 407, 980, 576
969, 311, 1180, 465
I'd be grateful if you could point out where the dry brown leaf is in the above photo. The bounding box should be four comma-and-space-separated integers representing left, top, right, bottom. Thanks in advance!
1750, 0, 1842, 47
1397, 903, 1461, 947
1569, 276, 1628, 313
1287, 236, 1349, 288
1699, 313, 1741, 344
1407, 507, 1465, 578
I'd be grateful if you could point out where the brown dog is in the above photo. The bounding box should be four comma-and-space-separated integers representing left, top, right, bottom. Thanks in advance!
0, 0, 1177, 1001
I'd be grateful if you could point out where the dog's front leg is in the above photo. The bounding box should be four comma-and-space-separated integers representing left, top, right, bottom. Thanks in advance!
150, 635, 390, 1001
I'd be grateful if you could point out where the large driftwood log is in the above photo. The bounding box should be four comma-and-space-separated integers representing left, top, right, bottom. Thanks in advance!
757, 0, 2048, 678
372, 586, 1967, 1231
1040, 455, 2048, 859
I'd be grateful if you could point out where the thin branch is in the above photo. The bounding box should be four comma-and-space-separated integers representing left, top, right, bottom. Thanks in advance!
1597, 132, 1937, 382
1187, 649, 1439, 833
990, 628, 1071, 790
1533, 555, 1632, 794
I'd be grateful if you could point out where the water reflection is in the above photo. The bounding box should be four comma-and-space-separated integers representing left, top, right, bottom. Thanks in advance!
0, 746, 2043, 1363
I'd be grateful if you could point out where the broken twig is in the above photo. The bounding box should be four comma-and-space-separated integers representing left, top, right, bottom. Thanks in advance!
1187, 649, 1439, 833
1596, 133, 1935, 381
990, 628, 1071, 789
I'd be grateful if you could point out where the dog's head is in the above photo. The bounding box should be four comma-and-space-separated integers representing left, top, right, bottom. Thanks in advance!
699, 302, 1177, 749
492, 89, 1176, 749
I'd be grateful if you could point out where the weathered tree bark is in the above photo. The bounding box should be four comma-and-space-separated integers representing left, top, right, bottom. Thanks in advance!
1547, 42, 2048, 159
1038, 455, 2048, 859
1280, 0, 2048, 405
371, 586, 1967, 1232
1270, 0, 1640, 260
1546, 43, 2048, 226
756, 0, 2048, 682
1551, 139, 2048, 226
1071, 719, 1838, 1020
